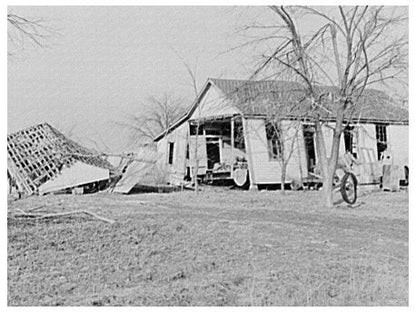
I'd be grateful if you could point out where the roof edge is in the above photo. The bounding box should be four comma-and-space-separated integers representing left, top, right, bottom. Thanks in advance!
153, 79, 214, 142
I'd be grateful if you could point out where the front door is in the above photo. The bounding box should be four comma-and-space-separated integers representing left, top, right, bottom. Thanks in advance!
303, 125, 316, 173
344, 125, 358, 158
206, 139, 220, 169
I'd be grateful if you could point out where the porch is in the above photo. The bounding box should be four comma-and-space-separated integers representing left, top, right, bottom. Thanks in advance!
188, 114, 249, 187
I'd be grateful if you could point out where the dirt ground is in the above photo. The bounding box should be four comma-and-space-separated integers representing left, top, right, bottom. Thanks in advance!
7, 187, 408, 306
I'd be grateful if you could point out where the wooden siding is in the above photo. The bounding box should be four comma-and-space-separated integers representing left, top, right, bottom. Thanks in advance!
284, 120, 308, 182
387, 125, 408, 179
156, 136, 168, 168
358, 124, 377, 151
356, 124, 380, 183
156, 121, 211, 185
243, 118, 307, 184
38, 161, 109, 194
167, 123, 188, 184
156, 122, 189, 185
188, 134, 208, 175
243, 119, 392, 185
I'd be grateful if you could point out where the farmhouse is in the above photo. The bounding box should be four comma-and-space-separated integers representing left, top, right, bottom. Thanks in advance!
7, 122, 114, 195
154, 78, 408, 190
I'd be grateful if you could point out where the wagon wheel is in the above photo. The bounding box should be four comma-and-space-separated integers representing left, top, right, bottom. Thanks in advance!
290, 179, 303, 190
340, 172, 358, 204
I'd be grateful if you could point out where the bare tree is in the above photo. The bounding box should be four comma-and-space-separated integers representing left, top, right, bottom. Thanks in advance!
8, 12, 54, 55
173, 53, 201, 193
246, 6, 407, 207
119, 94, 186, 146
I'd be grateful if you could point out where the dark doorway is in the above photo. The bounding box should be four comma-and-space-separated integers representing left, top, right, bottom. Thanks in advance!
206, 141, 220, 169
303, 125, 316, 173
344, 125, 357, 158
375, 124, 388, 160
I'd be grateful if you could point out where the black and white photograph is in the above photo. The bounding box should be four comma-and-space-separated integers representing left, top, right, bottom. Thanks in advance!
6, 2, 410, 307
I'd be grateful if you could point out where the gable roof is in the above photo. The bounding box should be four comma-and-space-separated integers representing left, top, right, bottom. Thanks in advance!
7, 122, 113, 195
210, 78, 408, 123
153, 79, 214, 141
154, 78, 408, 141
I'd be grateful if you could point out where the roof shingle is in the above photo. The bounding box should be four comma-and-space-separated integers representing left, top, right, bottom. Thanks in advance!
210, 78, 408, 123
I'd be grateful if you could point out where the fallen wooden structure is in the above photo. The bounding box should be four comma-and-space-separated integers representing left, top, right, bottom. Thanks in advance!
7, 123, 114, 196
110, 148, 169, 194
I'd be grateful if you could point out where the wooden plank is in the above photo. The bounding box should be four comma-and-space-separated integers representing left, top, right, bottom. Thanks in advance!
113, 160, 157, 194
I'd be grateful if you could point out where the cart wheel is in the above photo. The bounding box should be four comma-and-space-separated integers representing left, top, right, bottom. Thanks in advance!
340, 172, 358, 204
290, 179, 303, 190
233, 169, 250, 189
233, 168, 248, 187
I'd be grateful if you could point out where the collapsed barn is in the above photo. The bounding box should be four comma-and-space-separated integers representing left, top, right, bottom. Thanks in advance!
154, 78, 409, 190
7, 123, 114, 196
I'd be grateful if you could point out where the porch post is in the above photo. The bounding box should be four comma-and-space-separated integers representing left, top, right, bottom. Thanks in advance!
242, 117, 258, 191
231, 117, 235, 171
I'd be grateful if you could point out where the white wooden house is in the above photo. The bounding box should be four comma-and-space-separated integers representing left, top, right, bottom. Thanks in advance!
154, 78, 408, 189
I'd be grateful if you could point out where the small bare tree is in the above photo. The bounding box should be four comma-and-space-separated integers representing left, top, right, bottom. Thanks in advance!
237, 81, 305, 194
244, 6, 407, 207
184, 61, 201, 194
119, 94, 186, 146
174, 54, 201, 193
268, 119, 302, 194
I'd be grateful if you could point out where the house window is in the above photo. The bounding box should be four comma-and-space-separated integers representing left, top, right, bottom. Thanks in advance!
190, 124, 204, 135
375, 124, 388, 160
303, 125, 316, 173
266, 122, 282, 161
168, 142, 174, 165
234, 120, 245, 150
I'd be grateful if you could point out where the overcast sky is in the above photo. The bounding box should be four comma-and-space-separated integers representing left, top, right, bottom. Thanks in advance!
8, 6, 408, 152
8, 6, 271, 152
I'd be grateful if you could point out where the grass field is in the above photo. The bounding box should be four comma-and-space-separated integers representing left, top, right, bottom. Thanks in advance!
7, 188, 408, 306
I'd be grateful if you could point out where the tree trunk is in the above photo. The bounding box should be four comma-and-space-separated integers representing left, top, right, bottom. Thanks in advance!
315, 100, 345, 208
314, 121, 330, 207
321, 172, 334, 208
281, 163, 287, 194
194, 159, 199, 194
321, 135, 342, 208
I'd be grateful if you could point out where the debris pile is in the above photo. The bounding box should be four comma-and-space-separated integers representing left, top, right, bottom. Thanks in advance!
109, 148, 162, 194
7, 123, 114, 196
8, 204, 115, 224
